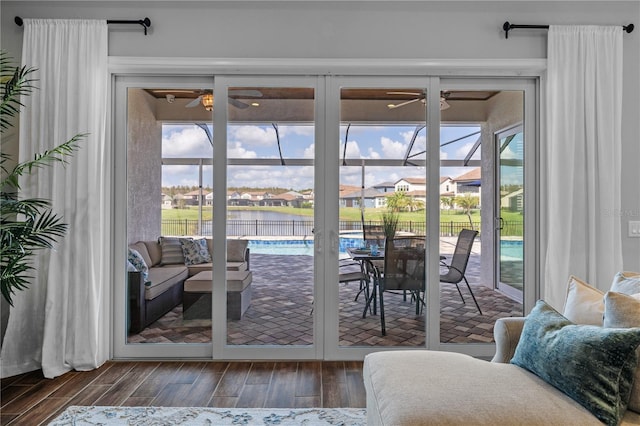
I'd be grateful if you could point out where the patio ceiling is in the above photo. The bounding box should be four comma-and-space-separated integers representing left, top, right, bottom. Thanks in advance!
146, 87, 501, 124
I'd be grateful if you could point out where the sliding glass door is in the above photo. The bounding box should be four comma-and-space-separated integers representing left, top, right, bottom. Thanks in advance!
113, 73, 537, 360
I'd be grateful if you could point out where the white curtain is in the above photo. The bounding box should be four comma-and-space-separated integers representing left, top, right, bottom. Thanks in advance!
1, 20, 110, 378
543, 25, 623, 309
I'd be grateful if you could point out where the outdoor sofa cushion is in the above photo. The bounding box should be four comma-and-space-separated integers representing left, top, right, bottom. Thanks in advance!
145, 266, 189, 300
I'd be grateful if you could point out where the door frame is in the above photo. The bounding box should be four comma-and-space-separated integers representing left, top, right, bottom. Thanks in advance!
110, 58, 544, 360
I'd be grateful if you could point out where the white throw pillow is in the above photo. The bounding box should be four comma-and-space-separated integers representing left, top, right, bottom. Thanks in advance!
562, 275, 604, 326
603, 291, 640, 413
611, 271, 640, 296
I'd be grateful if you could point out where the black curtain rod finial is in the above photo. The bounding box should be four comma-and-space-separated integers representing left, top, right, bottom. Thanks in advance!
14, 16, 23, 26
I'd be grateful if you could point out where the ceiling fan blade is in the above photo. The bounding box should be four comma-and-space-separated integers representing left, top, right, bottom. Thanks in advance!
387, 98, 422, 109
228, 97, 250, 109
152, 89, 200, 93
186, 95, 203, 108
229, 89, 263, 98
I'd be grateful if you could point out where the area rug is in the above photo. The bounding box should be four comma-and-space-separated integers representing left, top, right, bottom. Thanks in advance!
48, 406, 367, 425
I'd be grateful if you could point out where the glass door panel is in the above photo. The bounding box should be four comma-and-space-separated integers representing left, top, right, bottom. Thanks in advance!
224, 86, 316, 348
337, 87, 427, 348
496, 125, 524, 301
126, 86, 213, 347
437, 89, 525, 344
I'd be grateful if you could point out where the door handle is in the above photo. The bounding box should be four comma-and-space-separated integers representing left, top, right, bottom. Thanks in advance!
499, 217, 504, 230
315, 231, 323, 254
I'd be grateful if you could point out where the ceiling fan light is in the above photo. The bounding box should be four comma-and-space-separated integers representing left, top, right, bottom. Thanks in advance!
202, 93, 214, 111
440, 98, 450, 110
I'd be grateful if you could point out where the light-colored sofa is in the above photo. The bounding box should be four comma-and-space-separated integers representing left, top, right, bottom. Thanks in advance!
364, 316, 640, 425
128, 238, 249, 333
364, 273, 640, 425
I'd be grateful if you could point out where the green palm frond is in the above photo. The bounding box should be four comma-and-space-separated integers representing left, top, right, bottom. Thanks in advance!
1, 135, 83, 190
1, 51, 36, 132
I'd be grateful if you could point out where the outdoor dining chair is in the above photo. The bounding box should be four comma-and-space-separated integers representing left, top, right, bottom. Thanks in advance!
440, 228, 482, 314
374, 236, 426, 336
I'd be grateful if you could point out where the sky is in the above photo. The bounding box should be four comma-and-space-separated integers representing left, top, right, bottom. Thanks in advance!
161, 123, 488, 190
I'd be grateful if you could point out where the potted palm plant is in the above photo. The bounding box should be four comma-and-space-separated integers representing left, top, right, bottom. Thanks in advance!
1, 51, 82, 343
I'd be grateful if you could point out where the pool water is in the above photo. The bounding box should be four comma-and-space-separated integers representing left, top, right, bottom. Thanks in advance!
248, 240, 315, 256
248, 236, 365, 256
500, 240, 523, 261
249, 238, 524, 259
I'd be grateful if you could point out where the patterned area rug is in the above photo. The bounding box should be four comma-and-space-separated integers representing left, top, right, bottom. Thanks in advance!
49, 406, 367, 425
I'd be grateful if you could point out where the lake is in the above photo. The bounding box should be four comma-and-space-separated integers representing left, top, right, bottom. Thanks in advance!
228, 210, 310, 221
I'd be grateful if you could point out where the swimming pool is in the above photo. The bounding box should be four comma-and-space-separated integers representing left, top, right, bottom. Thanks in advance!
249, 237, 524, 259
248, 239, 315, 256
248, 235, 365, 256
500, 240, 523, 261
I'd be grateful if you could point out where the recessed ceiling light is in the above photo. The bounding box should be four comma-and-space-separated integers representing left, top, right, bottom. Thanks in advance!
251, 102, 260, 107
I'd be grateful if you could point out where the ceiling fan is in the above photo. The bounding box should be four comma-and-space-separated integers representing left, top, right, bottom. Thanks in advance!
386, 91, 451, 110
154, 89, 263, 110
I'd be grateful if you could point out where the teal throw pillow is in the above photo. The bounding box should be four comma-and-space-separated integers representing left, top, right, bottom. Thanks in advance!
511, 300, 640, 426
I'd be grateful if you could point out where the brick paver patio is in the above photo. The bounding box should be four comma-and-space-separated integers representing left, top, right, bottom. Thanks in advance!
129, 238, 523, 346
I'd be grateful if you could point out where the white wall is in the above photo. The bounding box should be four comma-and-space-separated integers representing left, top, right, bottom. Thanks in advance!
2, 0, 639, 270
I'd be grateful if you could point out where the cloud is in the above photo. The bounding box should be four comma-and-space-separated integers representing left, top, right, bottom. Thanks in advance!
162, 125, 212, 157
228, 142, 258, 159
279, 125, 314, 137
303, 143, 315, 158
229, 125, 276, 147
455, 142, 480, 160
340, 140, 362, 159
380, 136, 407, 158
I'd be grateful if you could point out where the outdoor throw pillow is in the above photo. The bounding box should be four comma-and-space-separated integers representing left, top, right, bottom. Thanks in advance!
227, 239, 248, 262
611, 271, 640, 296
604, 291, 640, 413
562, 275, 604, 326
159, 236, 185, 265
180, 238, 212, 265
127, 248, 150, 283
511, 300, 640, 426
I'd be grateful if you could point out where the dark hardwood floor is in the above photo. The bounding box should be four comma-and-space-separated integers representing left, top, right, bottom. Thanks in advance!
0, 360, 366, 425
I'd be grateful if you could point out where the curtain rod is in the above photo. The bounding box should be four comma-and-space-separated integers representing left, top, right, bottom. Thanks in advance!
14, 16, 152, 35
502, 21, 634, 39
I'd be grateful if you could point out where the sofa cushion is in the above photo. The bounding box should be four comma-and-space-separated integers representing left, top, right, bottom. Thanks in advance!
127, 248, 150, 283
129, 242, 152, 268
227, 239, 248, 262
159, 236, 185, 265
604, 291, 640, 414
511, 300, 640, 426
143, 240, 162, 267
145, 266, 188, 300
562, 275, 604, 326
180, 237, 212, 265
364, 350, 604, 426
186, 260, 248, 277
